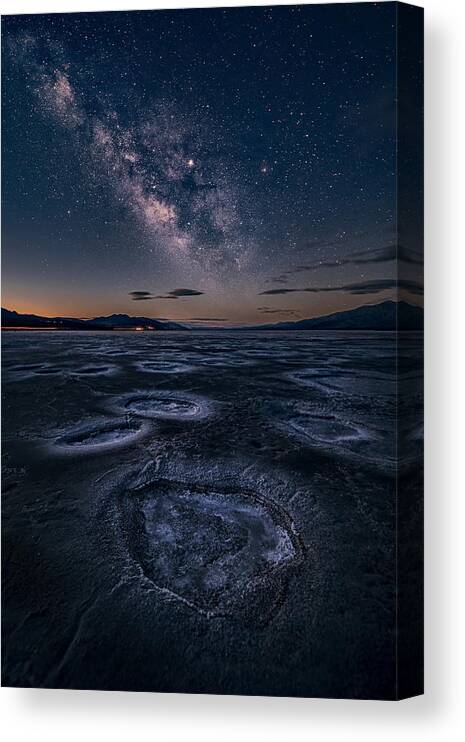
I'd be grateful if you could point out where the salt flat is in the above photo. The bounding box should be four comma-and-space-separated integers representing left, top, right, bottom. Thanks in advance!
1, 330, 423, 698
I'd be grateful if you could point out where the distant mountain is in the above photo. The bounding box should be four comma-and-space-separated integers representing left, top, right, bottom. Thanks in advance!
250, 301, 423, 331
1, 308, 94, 330
1, 308, 187, 331
2, 301, 423, 333
89, 313, 186, 330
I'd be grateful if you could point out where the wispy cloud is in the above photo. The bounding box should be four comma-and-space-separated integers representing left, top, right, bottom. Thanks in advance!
265, 244, 423, 284
169, 288, 203, 297
129, 288, 204, 301
186, 317, 229, 322
257, 306, 300, 316
129, 290, 154, 301
259, 278, 423, 296
264, 274, 290, 285
155, 288, 204, 299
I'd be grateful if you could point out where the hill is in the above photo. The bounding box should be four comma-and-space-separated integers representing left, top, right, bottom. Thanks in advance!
251, 301, 423, 331
1, 308, 187, 331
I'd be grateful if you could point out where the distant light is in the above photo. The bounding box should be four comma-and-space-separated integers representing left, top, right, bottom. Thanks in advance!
135, 326, 144, 331
187, 158, 195, 168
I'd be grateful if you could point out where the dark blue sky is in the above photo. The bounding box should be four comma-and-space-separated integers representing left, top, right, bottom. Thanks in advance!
2, 2, 422, 325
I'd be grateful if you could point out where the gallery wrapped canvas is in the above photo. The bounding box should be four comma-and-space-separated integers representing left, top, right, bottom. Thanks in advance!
1, 2, 423, 700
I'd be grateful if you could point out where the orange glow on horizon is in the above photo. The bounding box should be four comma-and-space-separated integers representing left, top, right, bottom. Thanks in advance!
2, 289, 423, 327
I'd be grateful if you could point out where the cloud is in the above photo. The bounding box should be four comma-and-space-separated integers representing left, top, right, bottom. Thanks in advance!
169, 288, 204, 297
259, 279, 423, 296
343, 279, 423, 295
265, 244, 423, 284
397, 245, 424, 265
257, 306, 300, 316
129, 290, 155, 301
264, 274, 290, 285
344, 244, 423, 266
352, 279, 423, 294
187, 317, 229, 322
155, 288, 204, 299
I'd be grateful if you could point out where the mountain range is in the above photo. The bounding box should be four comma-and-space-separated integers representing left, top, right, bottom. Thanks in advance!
1, 301, 423, 332
1, 308, 186, 331
250, 301, 423, 331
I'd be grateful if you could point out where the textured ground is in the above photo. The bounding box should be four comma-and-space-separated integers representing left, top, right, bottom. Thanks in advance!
1, 330, 423, 698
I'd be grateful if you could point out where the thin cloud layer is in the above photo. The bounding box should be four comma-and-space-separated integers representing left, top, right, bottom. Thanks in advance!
260, 279, 423, 296
130, 288, 204, 301
266, 244, 423, 285
129, 291, 154, 301
257, 306, 300, 316
155, 288, 204, 300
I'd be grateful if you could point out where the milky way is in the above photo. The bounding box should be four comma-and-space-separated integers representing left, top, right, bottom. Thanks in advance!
2, 4, 422, 323
7, 31, 255, 277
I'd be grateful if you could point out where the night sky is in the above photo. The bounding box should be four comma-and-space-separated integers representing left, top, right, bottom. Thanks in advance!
2, 2, 422, 326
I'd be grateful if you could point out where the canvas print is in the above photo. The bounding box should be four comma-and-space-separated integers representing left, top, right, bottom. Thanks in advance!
1, 2, 424, 699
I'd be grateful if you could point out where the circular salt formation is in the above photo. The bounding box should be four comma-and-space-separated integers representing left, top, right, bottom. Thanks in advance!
135, 360, 193, 374
110, 391, 210, 420
125, 395, 200, 419
283, 409, 395, 471
70, 364, 117, 377
288, 368, 396, 398
51, 418, 148, 455
198, 356, 253, 367
120, 480, 300, 616
289, 414, 363, 445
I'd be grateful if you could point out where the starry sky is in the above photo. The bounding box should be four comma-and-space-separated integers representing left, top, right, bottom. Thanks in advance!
2, 2, 423, 326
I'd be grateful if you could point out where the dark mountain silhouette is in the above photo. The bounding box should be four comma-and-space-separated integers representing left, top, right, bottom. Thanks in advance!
89, 313, 185, 330
1, 308, 93, 330
2, 301, 423, 332
1, 308, 186, 331
250, 301, 423, 331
